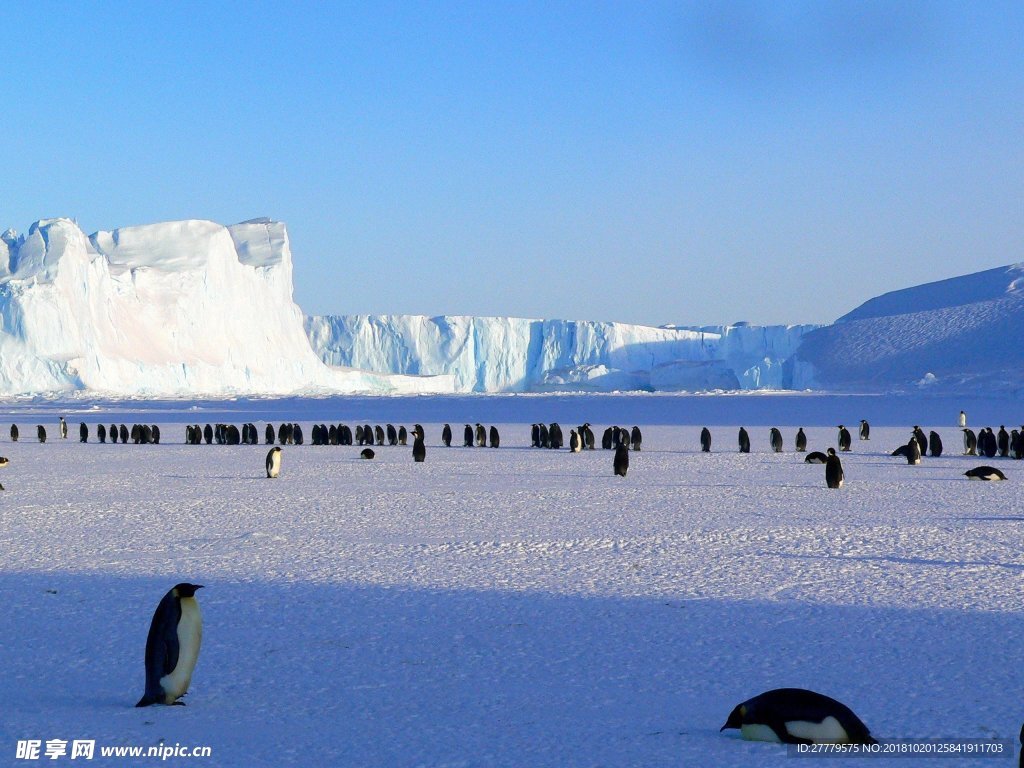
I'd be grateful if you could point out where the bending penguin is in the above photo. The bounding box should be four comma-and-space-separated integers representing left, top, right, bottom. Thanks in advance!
136, 583, 204, 706
721, 688, 876, 744
825, 448, 844, 489
266, 446, 282, 478
964, 466, 1007, 481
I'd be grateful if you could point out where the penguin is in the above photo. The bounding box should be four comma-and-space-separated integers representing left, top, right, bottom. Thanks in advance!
442, 424, 452, 447
277, 423, 289, 445
387, 424, 397, 446
131, 424, 141, 444
982, 427, 998, 459
37, 425, 46, 443
795, 428, 807, 452
374, 425, 385, 446
489, 426, 500, 448
79, 422, 88, 443
959, 410, 967, 428
136, 583, 204, 707
292, 424, 303, 445
769, 428, 783, 453
355, 425, 364, 445
10, 424, 18, 442
912, 426, 928, 455
738, 427, 750, 454
152, 425, 161, 445
119, 424, 129, 444
613, 443, 629, 477
59, 416, 67, 439
311, 424, 321, 445
998, 426, 1010, 457
720, 688, 876, 745
464, 424, 474, 447
227, 425, 241, 445
858, 419, 870, 440
1013, 430, 1023, 461
700, 427, 712, 453
825, 448, 844, 489
266, 447, 282, 478
110, 424, 118, 443
964, 466, 1007, 481
0, 455, 6, 489
360, 448, 375, 459
475, 423, 486, 447
398, 426, 408, 446
539, 423, 550, 449
141, 425, 153, 444
204, 424, 214, 445
630, 426, 642, 451
891, 445, 910, 458
837, 425, 852, 452
265, 424, 275, 444
906, 437, 922, 465
412, 429, 426, 463
601, 427, 613, 450
569, 429, 582, 453
584, 425, 596, 450
963, 428, 978, 456
531, 423, 540, 448
928, 431, 943, 457
361, 424, 371, 446
97, 423, 107, 443
550, 424, 564, 449
341, 425, 352, 445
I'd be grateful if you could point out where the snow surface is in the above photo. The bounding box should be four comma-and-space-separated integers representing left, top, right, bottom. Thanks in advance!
0, 219, 454, 397
2, 394, 1023, 766
305, 315, 818, 393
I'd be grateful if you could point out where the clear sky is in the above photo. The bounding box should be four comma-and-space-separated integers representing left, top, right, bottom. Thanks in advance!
1, 1, 1021, 326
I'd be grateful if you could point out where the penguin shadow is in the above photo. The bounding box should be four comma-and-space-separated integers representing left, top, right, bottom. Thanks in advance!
773, 550, 1024, 572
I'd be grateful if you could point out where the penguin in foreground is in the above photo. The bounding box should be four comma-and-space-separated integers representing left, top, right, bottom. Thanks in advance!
825, 448, 844, 489
613, 444, 629, 477
795, 428, 806, 452
360, 448, 375, 459
721, 688, 876, 745
79, 422, 88, 442
964, 466, 1007, 481
906, 437, 922, 465
136, 583, 204, 707
700, 427, 711, 453
412, 428, 426, 463
266, 447, 282, 478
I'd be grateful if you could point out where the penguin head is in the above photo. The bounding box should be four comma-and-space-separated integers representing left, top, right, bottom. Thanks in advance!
827, 448, 836, 456
174, 583, 204, 598
720, 703, 747, 731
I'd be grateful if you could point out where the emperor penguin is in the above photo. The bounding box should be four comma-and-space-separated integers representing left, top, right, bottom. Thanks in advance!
10, 424, 18, 442
265, 424, 275, 444
475, 423, 486, 447
959, 410, 967, 428
928, 431, 943, 457
539, 423, 550, 448
59, 416, 67, 439
79, 422, 88, 443
266, 447, 282, 478
531, 423, 540, 447
859, 419, 870, 440
804, 451, 827, 464
906, 436, 922, 465
738, 427, 750, 454
721, 688, 876, 744
630, 426, 642, 451
795, 428, 807, 452
412, 428, 426, 463
387, 424, 397, 446
584, 424, 596, 450
700, 427, 712, 453
912, 426, 928, 455
37, 425, 46, 443
837, 425, 852, 452
360, 448, 375, 459
442, 424, 452, 447
97, 423, 107, 443
398, 426, 408, 445
464, 424, 474, 447
569, 429, 582, 453
964, 466, 1007, 481
998, 426, 1010, 457
489, 426, 500, 448
963, 428, 978, 456
769, 428, 783, 453
825, 448, 844, 488
374, 425, 385, 446
0, 454, 6, 489
136, 583, 204, 707
601, 427, 613, 450
613, 443, 629, 477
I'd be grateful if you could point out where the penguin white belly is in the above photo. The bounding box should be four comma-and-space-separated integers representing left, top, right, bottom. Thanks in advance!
784, 716, 849, 743
267, 452, 281, 478
160, 597, 202, 702
740, 724, 782, 742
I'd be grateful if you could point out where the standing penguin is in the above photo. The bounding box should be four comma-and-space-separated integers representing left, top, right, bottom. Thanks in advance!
912, 426, 928, 455
720, 688, 876, 744
959, 410, 967, 428
795, 428, 807, 452
463, 424, 474, 447
489, 426, 500, 448
265, 424, 275, 444
963, 428, 978, 456
37, 425, 46, 443
569, 429, 582, 452
386, 424, 397, 446
825, 448, 844, 489
613, 443, 629, 477
266, 447, 282, 478
700, 427, 712, 453
412, 428, 426, 463
136, 583, 204, 707
475, 423, 486, 447
398, 426, 408, 446
630, 426, 642, 451
982, 428, 998, 459
738, 427, 750, 454
859, 420, 870, 440
769, 428, 783, 453
79, 422, 88, 443
59, 416, 67, 439
928, 431, 943, 457
442, 424, 452, 447
97, 423, 107, 443
837, 425, 852, 452
998, 426, 1010, 457
906, 436, 922, 465
10, 424, 18, 442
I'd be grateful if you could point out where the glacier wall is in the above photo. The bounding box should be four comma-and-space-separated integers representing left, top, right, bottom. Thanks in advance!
305, 314, 820, 393
0, 218, 454, 396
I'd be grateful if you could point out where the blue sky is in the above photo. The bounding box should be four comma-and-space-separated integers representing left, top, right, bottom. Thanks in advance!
1, 1, 1021, 325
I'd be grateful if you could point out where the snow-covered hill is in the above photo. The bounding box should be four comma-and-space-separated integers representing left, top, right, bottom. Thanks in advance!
305, 315, 818, 393
0, 218, 453, 396
795, 263, 1024, 394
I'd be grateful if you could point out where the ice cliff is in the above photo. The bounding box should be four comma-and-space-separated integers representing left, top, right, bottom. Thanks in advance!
304, 315, 819, 393
0, 218, 453, 396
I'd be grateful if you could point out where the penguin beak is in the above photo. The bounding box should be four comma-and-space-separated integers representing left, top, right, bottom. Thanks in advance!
195, 585, 205, 590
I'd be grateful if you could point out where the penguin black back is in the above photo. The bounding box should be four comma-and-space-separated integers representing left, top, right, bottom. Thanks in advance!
489, 426, 499, 448
825, 448, 844, 488
928, 431, 943, 457
700, 427, 711, 453
769, 428, 783, 453
412, 430, 426, 462
613, 444, 629, 476
137, 583, 204, 707
721, 688, 875, 744
795, 428, 807, 452
738, 428, 750, 454
442, 424, 452, 447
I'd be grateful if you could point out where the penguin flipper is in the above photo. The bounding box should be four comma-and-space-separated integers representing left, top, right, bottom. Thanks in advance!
140, 592, 181, 705
770, 720, 810, 745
